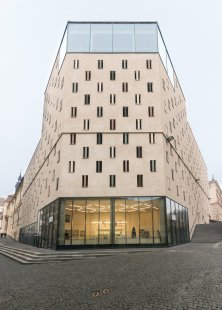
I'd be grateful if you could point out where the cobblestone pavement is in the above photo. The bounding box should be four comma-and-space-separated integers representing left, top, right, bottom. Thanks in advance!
1, 242, 222, 310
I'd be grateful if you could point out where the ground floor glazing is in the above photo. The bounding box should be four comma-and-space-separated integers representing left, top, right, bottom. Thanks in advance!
19, 197, 190, 249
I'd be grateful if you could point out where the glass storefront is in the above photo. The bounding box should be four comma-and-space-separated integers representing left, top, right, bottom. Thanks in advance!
34, 196, 189, 249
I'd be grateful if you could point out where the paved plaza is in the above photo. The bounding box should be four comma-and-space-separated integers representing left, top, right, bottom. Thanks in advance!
1, 240, 222, 309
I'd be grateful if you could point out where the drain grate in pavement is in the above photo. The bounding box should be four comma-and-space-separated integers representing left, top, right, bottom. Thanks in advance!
91, 288, 110, 298
0, 295, 13, 305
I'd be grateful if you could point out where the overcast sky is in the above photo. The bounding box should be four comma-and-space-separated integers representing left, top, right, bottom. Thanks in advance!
0, 0, 221, 197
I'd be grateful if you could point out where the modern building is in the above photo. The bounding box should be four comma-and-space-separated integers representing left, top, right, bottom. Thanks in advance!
209, 178, 222, 223
0, 197, 5, 235
16, 22, 209, 250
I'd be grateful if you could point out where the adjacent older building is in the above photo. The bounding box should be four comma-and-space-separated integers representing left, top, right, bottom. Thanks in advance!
209, 178, 222, 223
16, 22, 210, 249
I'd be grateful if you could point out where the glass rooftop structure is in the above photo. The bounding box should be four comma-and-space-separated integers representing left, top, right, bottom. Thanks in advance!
59, 22, 175, 86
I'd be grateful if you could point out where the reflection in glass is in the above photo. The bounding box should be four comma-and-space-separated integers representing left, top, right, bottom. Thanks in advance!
126, 197, 139, 244
115, 199, 126, 244
90, 24, 112, 52
86, 200, 99, 244
64, 200, 72, 245
99, 199, 111, 244
113, 24, 135, 52
67, 23, 90, 52
166, 198, 172, 244
135, 24, 158, 52
139, 197, 153, 244
72, 200, 86, 245
153, 197, 166, 244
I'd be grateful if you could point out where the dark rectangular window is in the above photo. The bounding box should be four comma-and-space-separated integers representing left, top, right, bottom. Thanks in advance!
73, 60, 79, 69
68, 161, 75, 173
85, 71, 91, 81
97, 106, 103, 117
97, 82, 103, 92
109, 175, 116, 187
97, 133, 103, 144
82, 175, 88, 187
122, 82, 128, 92
72, 82, 78, 93
110, 94, 116, 104
134, 70, 140, 80
84, 94, 90, 105
147, 82, 153, 92
96, 161, 102, 173
110, 119, 116, 130
123, 107, 128, 117
136, 119, 142, 130
137, 175, 143, 187
150, 160, 156, 172
110, 71, 116, 80
71, 107, 77, 118
148, 106, 154, 117
98, 60, 103, 69
70, 133, 76, 145
146, 60, 152, 69
83, 119, 90, 130
136, 146, 142, 158
110, 146, 116, 158
135, 94, 141, 104
83, 147, 89, 159
123, 133, 129, 144
123, 160, 129, 172
122, 60, 128, 69
149, 133, 155, 143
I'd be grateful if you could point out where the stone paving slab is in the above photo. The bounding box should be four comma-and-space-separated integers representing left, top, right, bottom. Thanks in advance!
1, 241, 222, 309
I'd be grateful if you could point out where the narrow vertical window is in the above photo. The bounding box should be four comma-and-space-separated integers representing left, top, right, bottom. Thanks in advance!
123, 133, 129, 144
122, 60, 128, 69
96, 133, 103, 144
84, 94, 90, 105
97, 82, 103, 92
177, 186, 179, 196
110, 94, 116, 104
136, 119, 142, 130
70, 133, 76, 145
71, 107, 77, 118
72, 82, 78, 93
110, 146, 116, 158
134, 70, 140, 80
166, 151, 169, 163
82, 175, 88, 188
123, 107, 128, 117
56, 178, 59, 190
83, 119, 90, 130
109, 175, 116, 187
137, 175, 143, 187
148, 107, 154, 117
98, 60, 103, 69
97, 107, 103, 117
149, 133, 155, 144
135, 94, 141, 105
83, 147, 89, 159
150, 160, 156, 172
57, 150, 60, 163
73, 60, 79, 69
123, 160, 129, 172
68, 161, 75, 173
122, 82, 128, 92
85, 71, 91, 81
110, 71, 116, 80
146, 60, 152, 69
96, 161, 102, 173
171, 169, 174, 180
136, 146, 142, 158
147, 82, 153, 92
110, 119, 116, 130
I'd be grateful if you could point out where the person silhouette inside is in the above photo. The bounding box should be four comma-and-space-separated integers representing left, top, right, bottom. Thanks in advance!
131, 227, 136, 238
